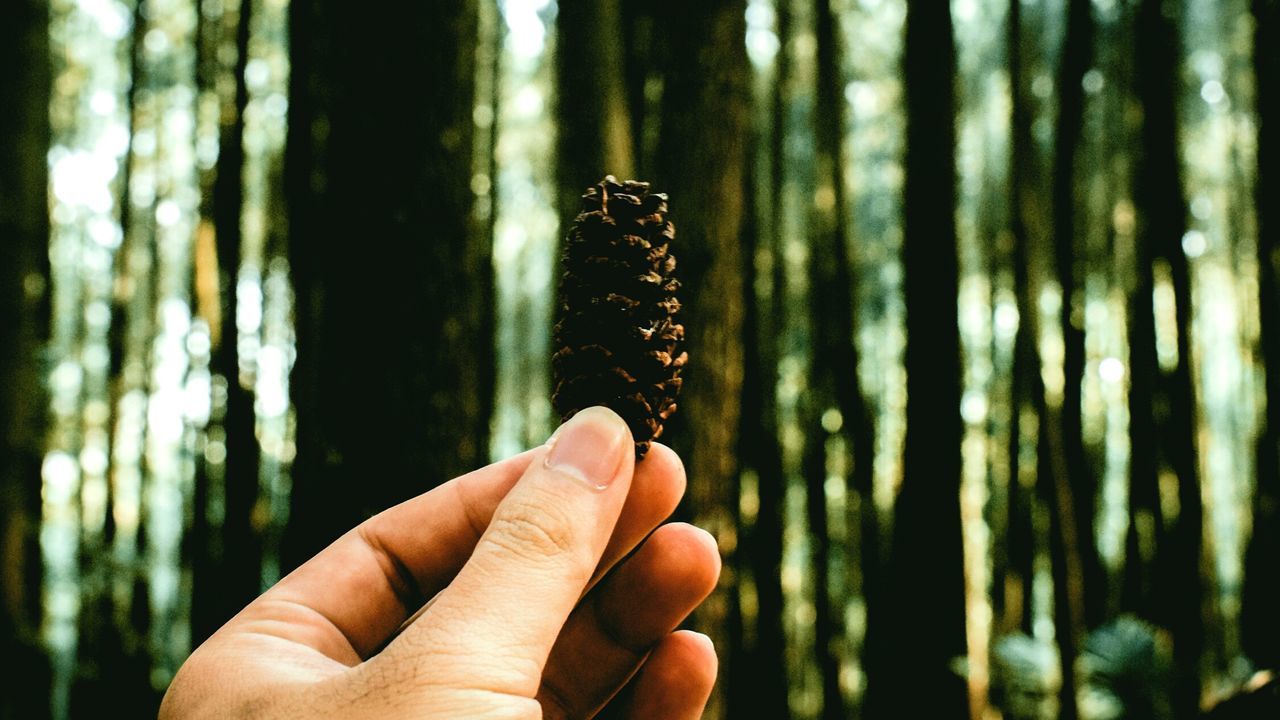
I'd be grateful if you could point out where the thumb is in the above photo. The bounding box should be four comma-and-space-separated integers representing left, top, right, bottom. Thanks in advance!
382, 406, 635, 697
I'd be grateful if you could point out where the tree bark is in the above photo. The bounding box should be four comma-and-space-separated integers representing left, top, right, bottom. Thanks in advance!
618, 3, 665, 182
282, 0, 492, 569
802, 0, 880, 715
870, 2, 968, 717
1126, 0, 1162, 623
653, 1, 749, 716
1245, 0, 1280, 672
1053, 0, 1106, 637
554, 0, 634, 225
191, 0, 260, 644
0, 0, 53, 715
1133, 3, 1204, 717
1039, 2, 1097, 718
1006, 0, 1048, 641
728, 4, 791, 715
735, 116, 790, 720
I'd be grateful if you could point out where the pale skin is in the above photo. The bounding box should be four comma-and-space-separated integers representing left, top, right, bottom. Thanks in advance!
160, 406, 721, 719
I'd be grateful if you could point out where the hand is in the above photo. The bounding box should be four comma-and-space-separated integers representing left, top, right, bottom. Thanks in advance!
160, 407, 721, 719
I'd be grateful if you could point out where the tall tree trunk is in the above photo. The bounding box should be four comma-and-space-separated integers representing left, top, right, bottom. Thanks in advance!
872, 2, 967, 717
1041, 2, 1097, 718
735, 106, 790, 720
803, 0, 879, 715
1245, 0, 1280, 672
618, 3, 665, 182
554, 0, 634, 225
282, 0, 491, 569
653, 1, 749, 716
729, 4, 791, 715
1006, 0, 1047, 641
809, 1, 842, 714
0, 0, 53, 716
1054, 0, 1106, 637
1133, 2, 1204, 717
1125, 0, 1162, 622
191, 0, 260, 643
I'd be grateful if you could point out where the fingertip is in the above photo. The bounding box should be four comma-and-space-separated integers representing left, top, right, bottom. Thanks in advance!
641, 442, 684, 483
677, 630, 718, 677
593, 523, 722, 644
686, 630, 713, 651
629, 442, 686, 517
617, 630, 718, 720
656, 523, 722, 601
654, 631, 718, 706
545, 406, 635, 491
684, 524, 721, 566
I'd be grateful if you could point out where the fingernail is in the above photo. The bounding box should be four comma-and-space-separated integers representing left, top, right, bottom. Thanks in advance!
544, 407, 629, 490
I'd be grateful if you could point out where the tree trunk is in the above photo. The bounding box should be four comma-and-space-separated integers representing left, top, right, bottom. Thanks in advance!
1054, 0, 1106, 636
618, 3, 665, 182
0, 0, 53, 716
1041, 2, 1097, 717
1006, 0, 1046, 641
1245, 0, 1280, 672
802, 0, 879, 715
728, 3, 791, 715
282, 0, 492, 569
653, 1, 749, 716
554, 0, 634, 225
1133, 3, 1204, 717
191, 0, 261, 644
735, 110, 790, 720
872, 2, 968, 716
1126, 0, 1162, 621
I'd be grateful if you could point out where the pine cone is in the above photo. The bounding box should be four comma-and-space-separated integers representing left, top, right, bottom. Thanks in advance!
552, 176, 686, 459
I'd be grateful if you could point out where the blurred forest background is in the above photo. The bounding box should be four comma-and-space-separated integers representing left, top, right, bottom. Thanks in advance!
1, 0, 1278, 718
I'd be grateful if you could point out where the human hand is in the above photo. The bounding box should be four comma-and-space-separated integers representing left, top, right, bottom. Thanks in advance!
160, 406, 720, 719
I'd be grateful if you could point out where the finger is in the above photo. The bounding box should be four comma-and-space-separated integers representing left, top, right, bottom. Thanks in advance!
537, 523, 720, 719
443, 440, 683, 602
582, 442, 684, 592
234, 435, 683, 662
612, 631, 717, 720
381, 406, 635, 695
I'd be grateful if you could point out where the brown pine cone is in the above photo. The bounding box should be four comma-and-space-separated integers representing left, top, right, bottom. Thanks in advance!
552, 176, 686, 459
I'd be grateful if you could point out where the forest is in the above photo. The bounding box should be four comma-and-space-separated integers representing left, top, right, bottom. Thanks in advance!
1, 0, 1278, 718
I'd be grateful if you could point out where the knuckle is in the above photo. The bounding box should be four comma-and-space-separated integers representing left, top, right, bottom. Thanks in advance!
486, 496, 582, 565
